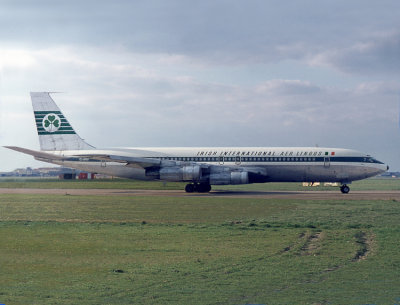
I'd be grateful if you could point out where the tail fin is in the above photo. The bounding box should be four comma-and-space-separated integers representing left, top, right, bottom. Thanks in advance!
31, 92, 95, 151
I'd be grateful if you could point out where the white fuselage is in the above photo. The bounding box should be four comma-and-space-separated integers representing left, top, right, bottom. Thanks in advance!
44, 146, 388, 184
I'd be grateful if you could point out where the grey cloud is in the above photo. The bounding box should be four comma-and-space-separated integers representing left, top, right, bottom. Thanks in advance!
2, 0, 400, 66
310, 32, 400, 75
256, 80, 322, 96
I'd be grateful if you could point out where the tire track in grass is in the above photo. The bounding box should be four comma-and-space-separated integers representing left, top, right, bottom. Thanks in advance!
353, 231, 374, 262
299, 231, 324, 256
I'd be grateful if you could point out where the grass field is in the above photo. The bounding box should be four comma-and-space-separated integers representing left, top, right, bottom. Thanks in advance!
0, 179, 399, 304
1, 177, 399, 191
0, 178, 186, 190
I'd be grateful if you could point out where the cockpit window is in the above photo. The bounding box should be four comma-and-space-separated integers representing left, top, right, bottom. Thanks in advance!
363, 157, 383, 164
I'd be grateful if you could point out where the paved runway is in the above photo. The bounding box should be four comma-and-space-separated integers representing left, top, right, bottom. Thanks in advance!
0, 188, 399, 200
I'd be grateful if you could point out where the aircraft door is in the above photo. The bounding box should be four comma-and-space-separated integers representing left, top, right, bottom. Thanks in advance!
219, 156, 224, 165
324, 157, 330, 168
235, 156, 241, 165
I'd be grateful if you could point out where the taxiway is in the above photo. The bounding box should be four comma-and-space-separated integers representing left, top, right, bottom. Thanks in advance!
0, 188, 399, 200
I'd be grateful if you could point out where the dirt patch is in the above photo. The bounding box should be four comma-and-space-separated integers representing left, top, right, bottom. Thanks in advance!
353, 231, 374, 262
300, 231, 324, 256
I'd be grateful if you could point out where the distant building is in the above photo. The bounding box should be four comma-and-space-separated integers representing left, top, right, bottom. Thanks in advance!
0, 166, 95, 179
381, 172, 400, 178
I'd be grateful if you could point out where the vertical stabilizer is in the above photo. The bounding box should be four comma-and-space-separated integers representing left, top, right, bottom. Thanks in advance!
31, 92, 95, 151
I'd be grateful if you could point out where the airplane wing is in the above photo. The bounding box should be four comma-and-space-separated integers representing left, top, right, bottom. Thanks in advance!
4, 146, 176, 169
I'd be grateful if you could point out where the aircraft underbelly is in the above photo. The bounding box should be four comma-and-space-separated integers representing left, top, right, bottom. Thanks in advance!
261, 163, 376, 182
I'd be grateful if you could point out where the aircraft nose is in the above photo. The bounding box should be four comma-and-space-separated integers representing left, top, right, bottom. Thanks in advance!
377, 163, 389, 175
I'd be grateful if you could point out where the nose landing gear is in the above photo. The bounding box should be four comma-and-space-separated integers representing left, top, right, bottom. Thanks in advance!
340, 184, 350, 194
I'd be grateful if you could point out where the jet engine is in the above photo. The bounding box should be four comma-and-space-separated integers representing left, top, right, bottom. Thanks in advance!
209, 171, 249, 185
156, 165, 202, 182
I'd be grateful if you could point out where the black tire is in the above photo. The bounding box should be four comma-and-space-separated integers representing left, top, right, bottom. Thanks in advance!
185, 184, 195, 193
340, 185, 350, 194
197, 183, 211, 193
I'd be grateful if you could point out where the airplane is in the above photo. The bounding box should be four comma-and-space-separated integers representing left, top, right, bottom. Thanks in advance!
5, 92, 388, 194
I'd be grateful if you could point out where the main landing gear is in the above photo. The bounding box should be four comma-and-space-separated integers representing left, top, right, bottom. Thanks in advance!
340, 184, 350, 194
185, 183, 212, 193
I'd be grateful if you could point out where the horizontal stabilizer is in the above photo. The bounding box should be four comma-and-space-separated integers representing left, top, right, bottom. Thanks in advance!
4, 146, 65, 161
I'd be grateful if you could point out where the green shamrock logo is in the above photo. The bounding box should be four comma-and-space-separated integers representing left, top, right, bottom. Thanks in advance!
42, 113, 61, 132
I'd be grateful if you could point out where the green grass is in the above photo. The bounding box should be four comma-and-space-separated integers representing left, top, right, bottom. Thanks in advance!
0, 177, 186, 190
0, 182, 399, 304
1, 177, 399, 191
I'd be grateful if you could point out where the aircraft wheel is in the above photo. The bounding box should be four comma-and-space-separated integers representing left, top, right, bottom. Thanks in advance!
197, 183, 211, 193
185, 184, 195, 193
340, 185, 350, 194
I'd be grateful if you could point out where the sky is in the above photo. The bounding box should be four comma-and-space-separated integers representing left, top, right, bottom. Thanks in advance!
1, 0, 400, 171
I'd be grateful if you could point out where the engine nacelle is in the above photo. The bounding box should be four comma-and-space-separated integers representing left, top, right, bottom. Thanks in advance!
209, 171, 249, 185
158, 165, 202, 182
